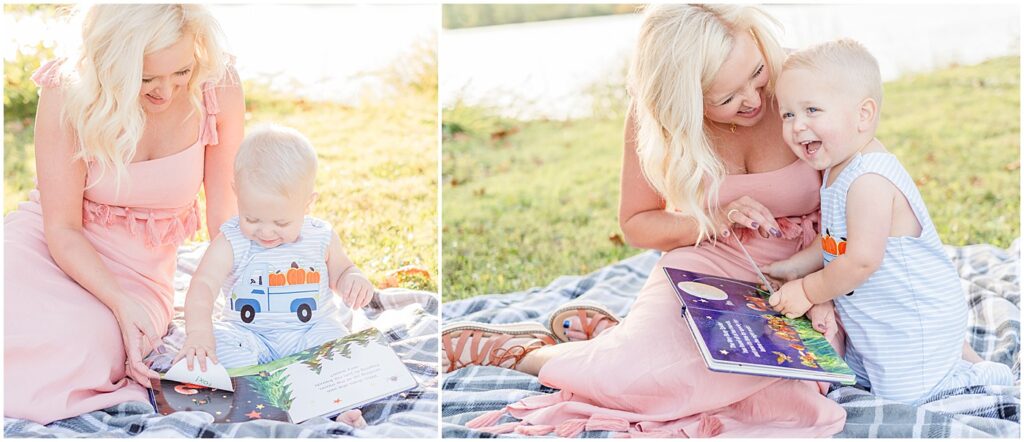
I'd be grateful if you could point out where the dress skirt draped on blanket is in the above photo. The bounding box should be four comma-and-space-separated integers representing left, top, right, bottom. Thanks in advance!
460, 238, 847, 438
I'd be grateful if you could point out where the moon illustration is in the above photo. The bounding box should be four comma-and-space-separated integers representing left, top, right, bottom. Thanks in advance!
677, 281, 728, 301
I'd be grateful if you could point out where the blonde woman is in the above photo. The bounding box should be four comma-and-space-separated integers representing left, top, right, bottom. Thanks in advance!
4, 4, 243, 423
443, 5, 846, 437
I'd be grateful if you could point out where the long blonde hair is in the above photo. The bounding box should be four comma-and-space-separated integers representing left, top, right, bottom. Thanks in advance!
61, 4, 229, 190
628, 4, 785, 243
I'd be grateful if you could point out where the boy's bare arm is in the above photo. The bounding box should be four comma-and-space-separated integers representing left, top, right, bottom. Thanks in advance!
183, 234, 234, 335
802, 174, 893, 303
176, 234, 234, 370
326, 232, 375, 309
326, 233, 359, 289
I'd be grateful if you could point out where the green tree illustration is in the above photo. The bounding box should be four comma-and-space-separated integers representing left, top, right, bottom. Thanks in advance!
298, 329, 378, 375
248, 370, 295, 410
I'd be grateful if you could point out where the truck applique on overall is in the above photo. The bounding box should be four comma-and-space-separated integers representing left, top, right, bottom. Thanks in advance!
230, 261, 322, 323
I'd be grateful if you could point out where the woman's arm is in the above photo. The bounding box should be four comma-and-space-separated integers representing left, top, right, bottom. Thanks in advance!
202, 69, 243, 237
618, 104, 704, 250
34, 86, 160, 386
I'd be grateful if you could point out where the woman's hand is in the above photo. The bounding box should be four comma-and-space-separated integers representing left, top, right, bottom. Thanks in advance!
110, 298, 162, 388
718, 196, 782, 239
338, 272, 375, 310
805, 301, 838, 340
174, 328, 218, 372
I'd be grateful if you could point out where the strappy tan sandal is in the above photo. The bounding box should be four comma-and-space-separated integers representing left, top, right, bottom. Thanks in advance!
547, 300, 621, 343
442, 322, 557, 373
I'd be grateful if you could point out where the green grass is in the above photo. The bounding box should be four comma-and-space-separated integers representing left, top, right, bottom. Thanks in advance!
880, 57, 1019, 247
3, 81, 438, 292
244, 84, 439, 291
442, 108, 640, 299
442, 4, 639, 29
442, 56, 1020, 301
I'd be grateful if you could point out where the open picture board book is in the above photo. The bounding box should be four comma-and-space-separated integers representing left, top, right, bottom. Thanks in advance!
150, 327, 418, 423
664, 266, 856, 385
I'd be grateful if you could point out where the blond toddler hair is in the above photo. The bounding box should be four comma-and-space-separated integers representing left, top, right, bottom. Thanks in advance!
234, 125, 317, 199
782, 38, 883, 119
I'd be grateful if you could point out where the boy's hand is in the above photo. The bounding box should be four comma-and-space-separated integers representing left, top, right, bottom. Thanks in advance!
338, 272, 375, 309
768, 279, 813, 318
173, 329, 218, 372
805, 301, 838, 340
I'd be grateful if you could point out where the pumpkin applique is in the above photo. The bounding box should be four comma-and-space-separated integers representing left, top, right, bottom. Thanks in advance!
286, 262, 306, 285
821, 228, 847, 256
268, 271, 287, 286
306, 267, 321, 284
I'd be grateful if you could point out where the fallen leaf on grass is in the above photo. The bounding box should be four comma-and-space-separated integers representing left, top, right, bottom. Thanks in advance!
608, 233, 625, 247
490, 127, 520, 142
381, 266, 432, 289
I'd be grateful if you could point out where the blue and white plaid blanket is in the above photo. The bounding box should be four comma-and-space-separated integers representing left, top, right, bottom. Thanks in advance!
442, 241, 1021, 438
4, 244, 439, 438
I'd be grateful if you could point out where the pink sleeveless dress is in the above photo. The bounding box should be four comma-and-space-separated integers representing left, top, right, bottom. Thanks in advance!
3, 60, 225, 424
468, 160, 848, 437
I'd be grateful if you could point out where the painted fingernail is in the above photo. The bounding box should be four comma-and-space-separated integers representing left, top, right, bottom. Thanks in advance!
770, 228, 782, 237
750, 222, 760, 229
562, 319, 571, 329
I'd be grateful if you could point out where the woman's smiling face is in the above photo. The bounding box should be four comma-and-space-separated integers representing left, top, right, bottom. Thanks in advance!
139, 34, 195, 113
703, 30, 770, 128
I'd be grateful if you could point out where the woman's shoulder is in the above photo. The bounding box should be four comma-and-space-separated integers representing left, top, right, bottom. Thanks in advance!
202, 56, 241, 93
199, 60, 243, 114
32, 58, 70, 89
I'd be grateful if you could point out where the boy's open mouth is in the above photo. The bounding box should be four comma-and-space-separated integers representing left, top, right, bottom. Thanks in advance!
801, 140, 822, 156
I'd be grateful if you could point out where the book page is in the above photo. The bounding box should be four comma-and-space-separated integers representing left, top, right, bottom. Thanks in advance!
666, 267, 773, 317
279, 332, 418, 423
163, 358, 234, 392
